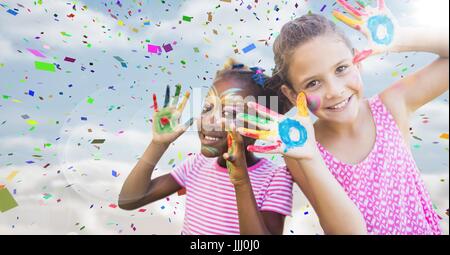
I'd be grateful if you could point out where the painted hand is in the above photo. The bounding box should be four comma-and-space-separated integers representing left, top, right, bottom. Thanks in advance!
223, 125, 250, 185
333, 0, 399, 63
152, 84, 193, 144
237, 92, 316, 160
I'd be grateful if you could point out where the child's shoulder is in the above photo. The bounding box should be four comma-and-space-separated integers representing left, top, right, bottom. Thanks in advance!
254, 158, 292, 179
178, 153, 213, 168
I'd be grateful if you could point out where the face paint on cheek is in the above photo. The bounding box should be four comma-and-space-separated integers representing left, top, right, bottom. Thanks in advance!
278, 119, 308, 153
203, 145, 219, 155
306, 95, 321, 113
221, 88, 243, 98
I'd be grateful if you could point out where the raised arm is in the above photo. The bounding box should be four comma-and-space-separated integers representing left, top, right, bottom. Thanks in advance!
224, 126, 285, 235
119, 85, 193, 210
383, 26, 449, 114
334, 0, 449, 136
238, 93, 367, 234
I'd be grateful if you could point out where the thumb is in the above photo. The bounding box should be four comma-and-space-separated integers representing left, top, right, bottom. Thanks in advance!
223, 152, 236, 163
174, 118, 194, 135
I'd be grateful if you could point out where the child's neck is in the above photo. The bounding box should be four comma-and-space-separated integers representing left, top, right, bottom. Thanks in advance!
216, 152, 260, 169
317, 99, 370, 137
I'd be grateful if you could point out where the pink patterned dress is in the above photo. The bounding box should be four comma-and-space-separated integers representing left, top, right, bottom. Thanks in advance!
317, 95, 442, 235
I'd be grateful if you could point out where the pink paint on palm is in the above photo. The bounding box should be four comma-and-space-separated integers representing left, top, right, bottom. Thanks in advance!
248, 141, 281, 153
337, 0, 366, 17
248, 101, 280, 119
353, 49, 373, 64
378, 0, 385, 10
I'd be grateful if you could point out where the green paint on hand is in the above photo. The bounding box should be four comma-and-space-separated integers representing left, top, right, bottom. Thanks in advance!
241, 113, 271, 126
155, 108, 176, 134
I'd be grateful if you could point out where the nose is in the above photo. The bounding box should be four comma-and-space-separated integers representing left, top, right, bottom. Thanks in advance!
200, 111, 224, 132
324, 77, 346, 99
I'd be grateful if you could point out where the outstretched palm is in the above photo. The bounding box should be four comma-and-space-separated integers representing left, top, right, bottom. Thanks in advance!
237, 93, 316, 160
152, 84, 192, 144
333, 0, 398, 63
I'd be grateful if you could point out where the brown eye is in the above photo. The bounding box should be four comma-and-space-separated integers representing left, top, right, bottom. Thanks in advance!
223, 110, 237, 119
202, 103, 213, 113
336, 65, 349, 74
306, 80, 320, 89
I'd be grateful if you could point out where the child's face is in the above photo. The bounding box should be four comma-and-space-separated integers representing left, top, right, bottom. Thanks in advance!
283, 34, 364, 124
197, 79, 257, 158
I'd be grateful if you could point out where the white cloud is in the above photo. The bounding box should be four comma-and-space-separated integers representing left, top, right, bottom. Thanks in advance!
0, 0, 136, 61
151, 0, 310, 66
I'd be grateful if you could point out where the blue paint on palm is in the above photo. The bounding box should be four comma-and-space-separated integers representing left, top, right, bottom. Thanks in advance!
367, 15, 394, 46
278, 118, 308, 153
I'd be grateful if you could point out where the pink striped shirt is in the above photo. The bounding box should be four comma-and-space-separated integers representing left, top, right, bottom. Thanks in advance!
170, 154, 293, 235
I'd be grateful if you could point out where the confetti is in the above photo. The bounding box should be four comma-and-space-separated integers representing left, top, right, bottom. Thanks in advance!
182, 16, 193, 22
242, 43, 256, 54
0, 187, 18, 213
6, 171, 19, 182
64, 57, 76, 63
27, 49, 46, 58
34, 61, 55, 72
91, 139, 105, 144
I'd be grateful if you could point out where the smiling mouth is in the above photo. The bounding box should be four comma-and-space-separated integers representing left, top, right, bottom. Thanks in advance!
326, 95, 353, 111
200, 132, 224, 145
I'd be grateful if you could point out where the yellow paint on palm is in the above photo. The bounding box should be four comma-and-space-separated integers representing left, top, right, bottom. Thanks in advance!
297, 92, 309, 117
239, 128, 276, 140
333, 10, 364, 29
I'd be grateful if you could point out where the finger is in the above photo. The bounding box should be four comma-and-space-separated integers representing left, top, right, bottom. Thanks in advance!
223, 152, 236, 163
336, 0, 366, 18
227, 132, 236, 156
172, 84, 182, 106
238, 127, 277, 142
247, 101, 281, 121
356, 0, 368, 8
177, 91, 191, 113
353, 49, 374, 64
296, 92, 309, 117
227, 131, 234, 149
237, 113, 273, 131
377, 0, 385, 11
174, 117, 194, 134
230, 124, 245, 145
163, 85, 171, 108
153, 94, 159, 112
247, 142, 282, 154
332, 10, 364, 30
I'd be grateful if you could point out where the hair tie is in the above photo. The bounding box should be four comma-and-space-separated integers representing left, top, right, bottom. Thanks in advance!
250, 67, 266, 87
232, 64, 245, 69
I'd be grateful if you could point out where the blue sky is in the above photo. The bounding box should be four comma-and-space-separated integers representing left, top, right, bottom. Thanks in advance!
0, 0, 448, 234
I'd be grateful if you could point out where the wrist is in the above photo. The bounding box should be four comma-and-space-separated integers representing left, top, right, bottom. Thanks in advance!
231, 175, 251, 187
150, 139, 171, 148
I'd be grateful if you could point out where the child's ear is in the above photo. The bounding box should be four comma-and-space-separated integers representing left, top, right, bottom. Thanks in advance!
281, 84, 298, 107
